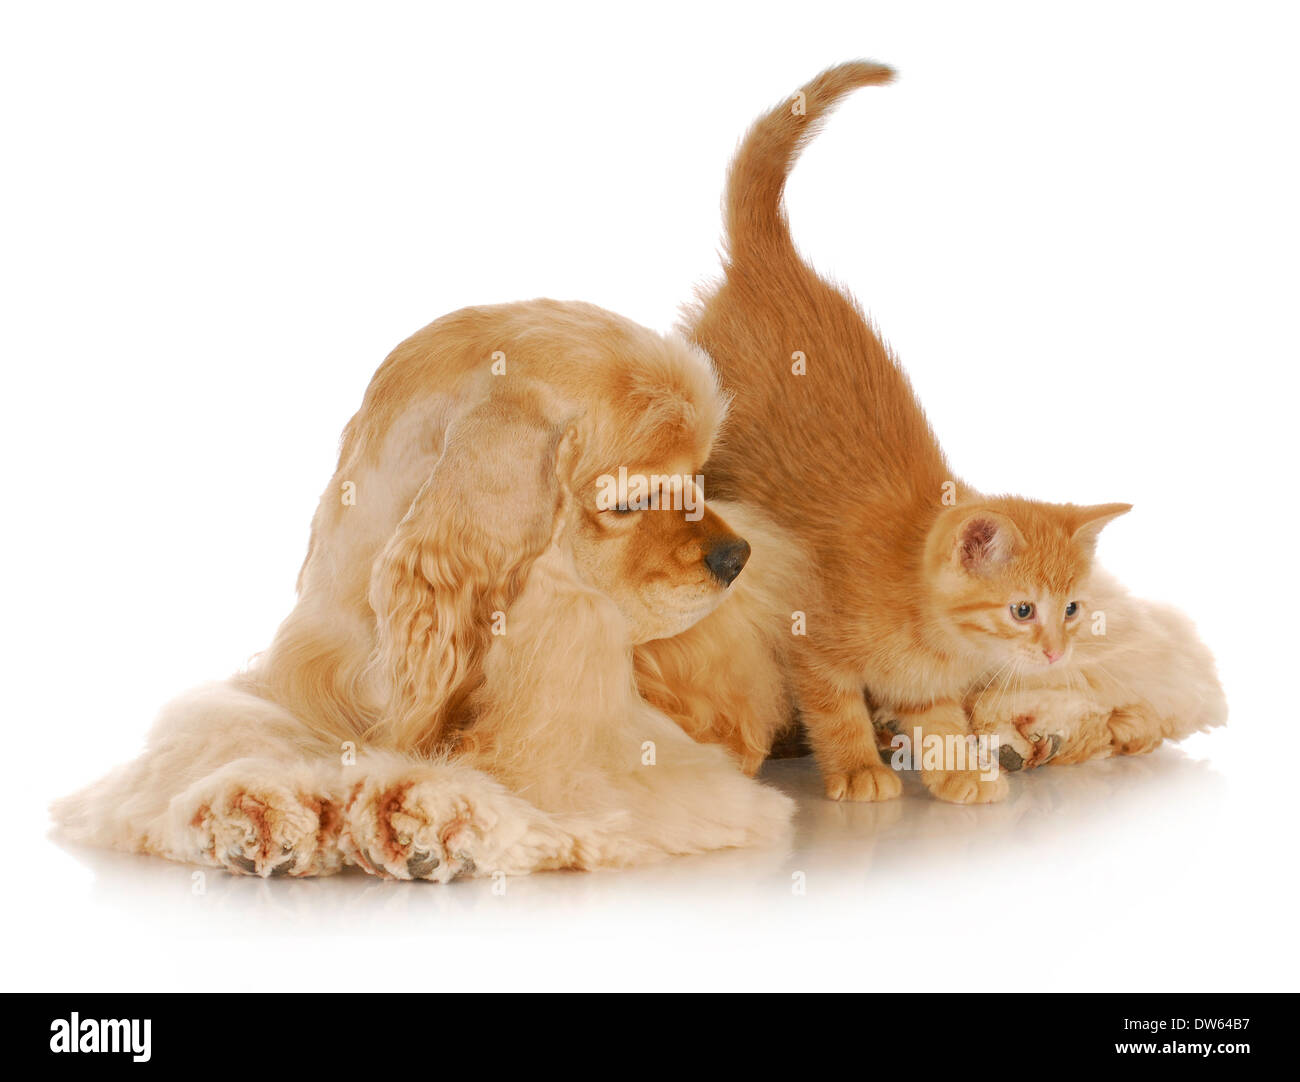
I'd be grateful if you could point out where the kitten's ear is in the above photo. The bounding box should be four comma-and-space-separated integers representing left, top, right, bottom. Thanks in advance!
951, 510, 1025, 574
1071, 502, 1132, 553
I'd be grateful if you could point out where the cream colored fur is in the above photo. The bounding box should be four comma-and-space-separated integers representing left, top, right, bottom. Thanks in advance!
52, 300, 793, 879
635, 501, 811, 776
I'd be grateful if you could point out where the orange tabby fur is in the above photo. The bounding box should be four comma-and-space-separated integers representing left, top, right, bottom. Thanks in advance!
678, 62, 1225, 802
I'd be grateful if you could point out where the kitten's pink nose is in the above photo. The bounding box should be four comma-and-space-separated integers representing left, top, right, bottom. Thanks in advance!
1043, 648, 1064, 664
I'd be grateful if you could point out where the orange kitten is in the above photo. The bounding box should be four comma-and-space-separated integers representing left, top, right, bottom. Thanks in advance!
684, 62, 1224, 803
963, 567, 1227, 773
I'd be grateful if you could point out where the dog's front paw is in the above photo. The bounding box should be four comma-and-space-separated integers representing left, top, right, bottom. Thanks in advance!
922, 768, 1009, 805
340, 764, 578, 882
824, 764, 902, 802
1107, 707, 1163, 757
180, 779, 342, 878
993, 715, 1064, 772
341, 775, 489, 882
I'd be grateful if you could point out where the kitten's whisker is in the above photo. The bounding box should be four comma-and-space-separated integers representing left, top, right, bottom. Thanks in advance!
971, 659, 1009, 707
971, 658, 1015, 715
989, 656, 1019, 719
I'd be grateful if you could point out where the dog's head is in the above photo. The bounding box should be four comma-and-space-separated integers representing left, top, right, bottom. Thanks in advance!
366, 301, 746, 748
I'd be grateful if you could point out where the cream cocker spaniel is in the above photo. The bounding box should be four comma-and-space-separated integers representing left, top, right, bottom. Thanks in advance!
53, 300, 794, 879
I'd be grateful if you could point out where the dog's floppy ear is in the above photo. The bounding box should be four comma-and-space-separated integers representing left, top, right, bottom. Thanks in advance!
366, 389, 575, 752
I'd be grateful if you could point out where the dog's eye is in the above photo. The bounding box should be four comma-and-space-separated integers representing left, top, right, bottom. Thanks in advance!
1064, 601, 1079, 618
1010, 602, 1035, 621
612, 505, 637, 515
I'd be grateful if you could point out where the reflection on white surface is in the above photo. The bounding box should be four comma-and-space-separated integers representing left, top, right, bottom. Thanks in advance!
58, 750, 1226, 907
28, 744, 1272, 993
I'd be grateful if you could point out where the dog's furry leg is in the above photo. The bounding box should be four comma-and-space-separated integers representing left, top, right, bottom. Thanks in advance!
568, 708, 796, 869
338, 735, 793, 880
51, 680, 349, 876
965, 682, 1100, 772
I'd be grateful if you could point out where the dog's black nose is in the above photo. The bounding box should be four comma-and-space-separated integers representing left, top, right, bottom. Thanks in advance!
704, 537, 750, 587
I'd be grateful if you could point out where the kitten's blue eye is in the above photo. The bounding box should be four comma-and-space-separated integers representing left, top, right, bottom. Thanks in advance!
1065, 601, 1079, 618
1011, 602, 1035, 621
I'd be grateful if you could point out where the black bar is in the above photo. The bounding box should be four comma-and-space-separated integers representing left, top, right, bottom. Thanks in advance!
5, 992, 1291, 1066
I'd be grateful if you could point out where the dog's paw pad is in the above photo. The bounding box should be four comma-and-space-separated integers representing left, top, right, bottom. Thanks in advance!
406, 850, 442, 878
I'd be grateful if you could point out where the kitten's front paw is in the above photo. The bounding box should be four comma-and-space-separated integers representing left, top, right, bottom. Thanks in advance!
180, 780, 342, 878
824, 764, 903, 802
922, 769, 1009, 805
1107, 707, 1163, 757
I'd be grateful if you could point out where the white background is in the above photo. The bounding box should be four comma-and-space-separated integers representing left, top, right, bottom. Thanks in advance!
2, 1, 1296, 992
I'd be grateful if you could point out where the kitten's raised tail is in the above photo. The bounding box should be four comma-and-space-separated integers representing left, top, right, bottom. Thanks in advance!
725, 61, 894, 266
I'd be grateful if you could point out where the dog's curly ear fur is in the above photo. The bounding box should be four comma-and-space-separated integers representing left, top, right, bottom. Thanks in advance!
366, 390, 575, 752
